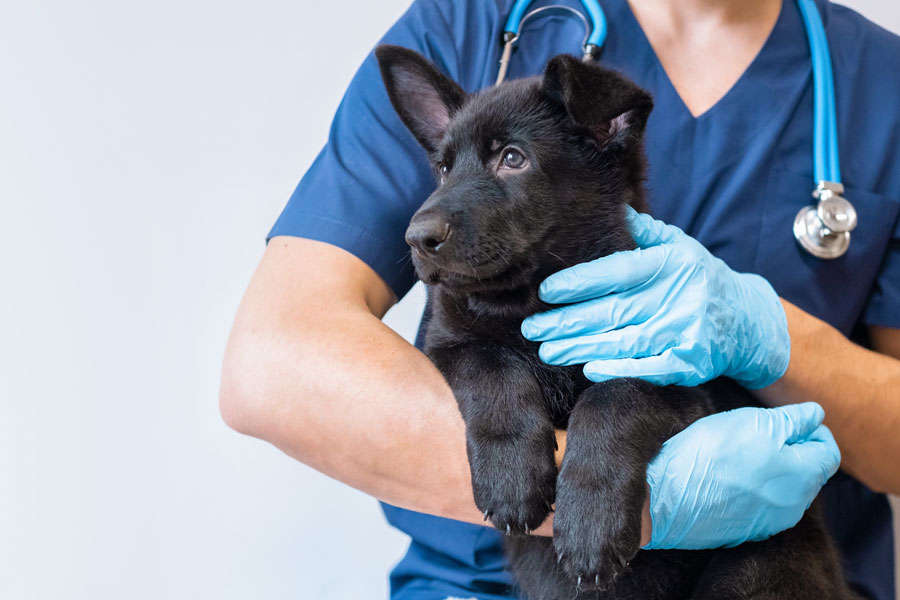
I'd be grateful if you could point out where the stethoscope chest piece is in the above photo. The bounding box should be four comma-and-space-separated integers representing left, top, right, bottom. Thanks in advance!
793, 181, 856, 259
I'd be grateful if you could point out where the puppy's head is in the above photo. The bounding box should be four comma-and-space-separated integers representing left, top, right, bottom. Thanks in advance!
375, 45, 652, 295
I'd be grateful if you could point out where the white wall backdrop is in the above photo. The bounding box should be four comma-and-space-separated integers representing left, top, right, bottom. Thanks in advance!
0, 1, 897, 599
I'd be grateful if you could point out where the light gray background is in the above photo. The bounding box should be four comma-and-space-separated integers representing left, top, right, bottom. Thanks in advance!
0, 1, 896, 599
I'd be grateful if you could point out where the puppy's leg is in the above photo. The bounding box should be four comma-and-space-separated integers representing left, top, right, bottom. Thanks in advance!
553, 379, 708, 590
429, 342, 557, 535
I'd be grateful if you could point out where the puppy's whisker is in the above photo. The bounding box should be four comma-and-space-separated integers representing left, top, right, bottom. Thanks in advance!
546, 251, 571, 268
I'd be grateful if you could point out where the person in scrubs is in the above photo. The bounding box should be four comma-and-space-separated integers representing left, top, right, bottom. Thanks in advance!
219, 0, 900, 598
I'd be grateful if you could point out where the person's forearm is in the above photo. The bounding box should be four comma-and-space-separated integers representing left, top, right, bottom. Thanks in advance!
222, 306, 650, 543
756, 300, 900, 494
221, 295, 477, 521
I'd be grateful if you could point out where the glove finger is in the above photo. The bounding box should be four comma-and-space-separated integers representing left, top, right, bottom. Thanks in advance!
521, 291, 659, 341
537, 324, 672, 366
766, 402, 826, 445
538, 245, 667, 304
582, 348, 699, 386
782, 432, 841, 502
787, 424, 841, 480
625, 206, 680, 248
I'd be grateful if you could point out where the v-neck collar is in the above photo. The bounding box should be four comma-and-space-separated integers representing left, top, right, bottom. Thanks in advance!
599, 0, 813, 177
606, 0, 790, 122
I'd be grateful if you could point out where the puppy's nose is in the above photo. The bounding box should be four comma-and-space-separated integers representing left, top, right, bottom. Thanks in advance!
406, 218, 451, 255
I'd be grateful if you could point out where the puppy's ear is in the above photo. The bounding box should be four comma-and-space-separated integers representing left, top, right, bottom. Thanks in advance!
542, 55, 653, 148
375, 45, 466, 154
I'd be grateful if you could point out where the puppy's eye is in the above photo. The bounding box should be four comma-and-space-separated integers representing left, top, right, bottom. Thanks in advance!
501, 148, 527, 169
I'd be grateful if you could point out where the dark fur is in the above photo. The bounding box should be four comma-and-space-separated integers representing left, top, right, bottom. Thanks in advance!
375, 44, 856, 599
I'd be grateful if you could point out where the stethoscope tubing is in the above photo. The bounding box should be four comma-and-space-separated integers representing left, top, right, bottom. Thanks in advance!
580, 0, 607, 49
797, 0, 841, 184
503, 0, 607, 52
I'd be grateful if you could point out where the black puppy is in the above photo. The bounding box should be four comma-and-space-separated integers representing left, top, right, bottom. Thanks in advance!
375, 44, 856, 599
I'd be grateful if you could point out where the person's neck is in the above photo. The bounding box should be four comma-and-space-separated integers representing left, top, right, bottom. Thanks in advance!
627, 0, 783, 31
624, 0, 784, 116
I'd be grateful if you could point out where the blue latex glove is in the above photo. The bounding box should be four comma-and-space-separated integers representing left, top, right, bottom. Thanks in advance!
521, 207, 790, 389
644, 402, 841, 549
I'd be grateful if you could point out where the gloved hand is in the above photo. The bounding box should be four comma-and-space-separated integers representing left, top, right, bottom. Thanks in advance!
521, 207, 790, 389
644, 402, 841, 550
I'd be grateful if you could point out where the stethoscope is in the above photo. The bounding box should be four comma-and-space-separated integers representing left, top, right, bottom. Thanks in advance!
496, 0, 857, 259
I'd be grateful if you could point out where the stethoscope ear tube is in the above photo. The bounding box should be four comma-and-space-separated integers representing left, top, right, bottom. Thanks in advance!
496, 0, 603, 86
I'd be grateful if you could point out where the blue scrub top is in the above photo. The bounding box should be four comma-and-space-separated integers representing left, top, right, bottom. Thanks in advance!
268, 0, 900, 598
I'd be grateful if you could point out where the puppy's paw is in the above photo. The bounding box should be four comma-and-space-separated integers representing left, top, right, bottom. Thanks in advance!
552, 466, 641, 590
470, 436, 556, 536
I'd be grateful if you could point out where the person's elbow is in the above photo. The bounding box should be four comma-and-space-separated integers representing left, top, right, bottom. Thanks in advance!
219, 363, 254, 439
218, 327, 297, 440
219, 331, 263, 436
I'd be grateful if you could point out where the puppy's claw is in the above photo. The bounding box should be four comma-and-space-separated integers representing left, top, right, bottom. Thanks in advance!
482, 510, 491, 522
595, 574, 600, 586
557, 552, 564, 565
505, 524, 511, 535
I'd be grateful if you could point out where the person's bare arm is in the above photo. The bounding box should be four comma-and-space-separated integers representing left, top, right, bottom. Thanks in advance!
219, 237, 656, 540
756, 301, 900, 494
220, 236, 474, 520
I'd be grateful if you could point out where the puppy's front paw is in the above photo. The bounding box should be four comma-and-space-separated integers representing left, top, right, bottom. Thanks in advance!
552, 464, 642, 590
469, 436, 556, 536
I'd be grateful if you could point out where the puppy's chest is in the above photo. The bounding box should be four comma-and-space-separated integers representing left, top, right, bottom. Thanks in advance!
528, 355, 591, 427
423, 301, 589, 428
